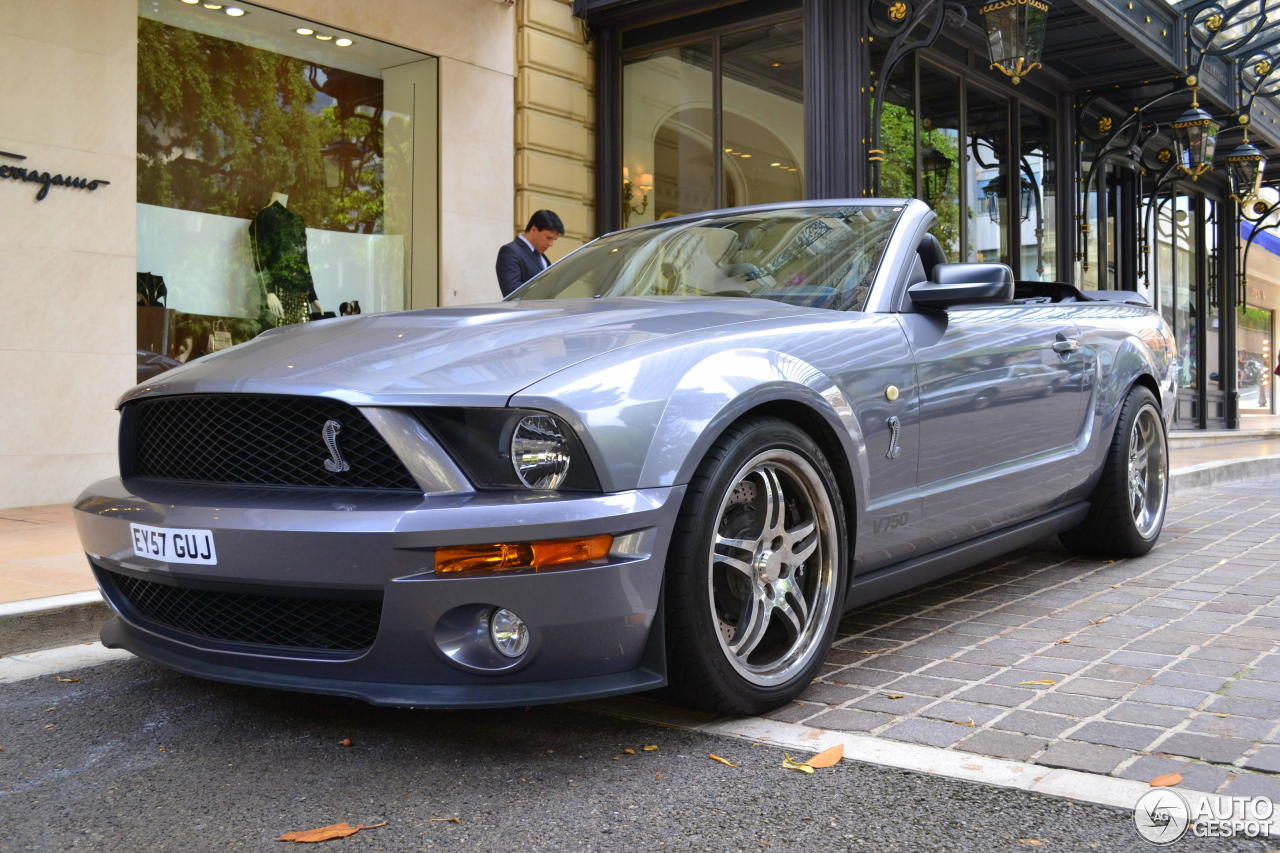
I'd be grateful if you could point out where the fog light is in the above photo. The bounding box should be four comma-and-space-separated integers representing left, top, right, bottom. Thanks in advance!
489, 608, 529, 658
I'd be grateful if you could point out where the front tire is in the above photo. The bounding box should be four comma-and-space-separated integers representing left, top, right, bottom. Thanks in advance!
1060, 385, 1168, 556
663, 418, 847, 715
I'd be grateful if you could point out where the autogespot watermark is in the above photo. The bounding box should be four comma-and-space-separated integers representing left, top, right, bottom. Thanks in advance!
1133, 789, 1276, 844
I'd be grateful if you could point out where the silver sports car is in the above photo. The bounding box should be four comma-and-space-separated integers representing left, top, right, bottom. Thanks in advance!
75, 199, 1176, 714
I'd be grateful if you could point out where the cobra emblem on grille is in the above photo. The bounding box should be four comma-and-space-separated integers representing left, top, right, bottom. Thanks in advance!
321, 419, 351, 473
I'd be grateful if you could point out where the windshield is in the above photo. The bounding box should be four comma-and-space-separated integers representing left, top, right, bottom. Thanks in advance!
510, 204, 903, 311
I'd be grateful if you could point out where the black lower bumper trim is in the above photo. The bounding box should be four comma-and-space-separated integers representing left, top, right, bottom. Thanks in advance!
101, 617, 666, 709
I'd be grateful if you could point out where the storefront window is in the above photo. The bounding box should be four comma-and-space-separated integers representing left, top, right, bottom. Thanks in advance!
622, 42, 714, 225
1205, 199, 1221, 395
1238, 305, 1274, 411
917, 63, 961, 259
721, 22, 804, 207
621, 17, 803, 227
874, 48, 916, 201
1173, 193, 1198, 392
1019, 107, 1056, 281
965, 86, 1009, 265
135, 1, 435, 374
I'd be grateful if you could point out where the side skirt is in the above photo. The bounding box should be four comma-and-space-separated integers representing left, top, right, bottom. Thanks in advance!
845, 502, 1091, 611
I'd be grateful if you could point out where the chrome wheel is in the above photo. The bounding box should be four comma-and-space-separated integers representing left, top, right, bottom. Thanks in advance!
707, 449, 838, 687
1128, 403, 1167, 539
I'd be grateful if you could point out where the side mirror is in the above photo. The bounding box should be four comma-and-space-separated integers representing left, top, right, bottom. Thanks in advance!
909, 262, 1013, 308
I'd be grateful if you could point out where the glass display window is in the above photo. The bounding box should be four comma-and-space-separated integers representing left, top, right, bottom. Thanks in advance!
621, 14, 803, 227
135, 0, 436, 377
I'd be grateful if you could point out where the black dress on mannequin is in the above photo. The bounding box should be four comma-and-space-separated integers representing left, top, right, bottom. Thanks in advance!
249, 201, 318, 326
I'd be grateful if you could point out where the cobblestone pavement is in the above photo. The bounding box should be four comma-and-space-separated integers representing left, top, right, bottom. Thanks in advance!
773, 475, 1280, 799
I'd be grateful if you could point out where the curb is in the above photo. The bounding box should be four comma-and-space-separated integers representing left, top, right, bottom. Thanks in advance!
0, 591, 112, 657
1168, 453, 1280, 496
1, 456, 1276, 657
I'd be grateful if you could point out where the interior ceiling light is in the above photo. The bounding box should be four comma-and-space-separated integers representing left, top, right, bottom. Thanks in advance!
180, 0, 200, 5
335, 37, 353, 47
295, 27, 314, 35
202, 2, 223, 8
315, 33, 334, 41
224, 6, 245, 15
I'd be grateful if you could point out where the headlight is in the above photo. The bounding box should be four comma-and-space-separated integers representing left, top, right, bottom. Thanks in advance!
510, 414, 570, 489
415, 407, 601, 492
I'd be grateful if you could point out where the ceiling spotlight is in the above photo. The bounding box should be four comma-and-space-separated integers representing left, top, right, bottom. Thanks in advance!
202, 2, 223, 8
224, 6, 245, 15
741, 153, 752, 158
180, 0, 200, 5
723, 147, 733, 153
295, 27, 314, 35
315, 33, 334, 41
771, 61, 782, 68
770, 162, 781, 167
335, 37, 353, 46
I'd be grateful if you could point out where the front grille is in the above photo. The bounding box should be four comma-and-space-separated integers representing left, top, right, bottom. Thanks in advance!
100, 568, 382, 652
125, 394, 419, 491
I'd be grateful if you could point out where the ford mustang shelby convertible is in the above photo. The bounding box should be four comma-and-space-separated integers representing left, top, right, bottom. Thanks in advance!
75, 199, 1176, 714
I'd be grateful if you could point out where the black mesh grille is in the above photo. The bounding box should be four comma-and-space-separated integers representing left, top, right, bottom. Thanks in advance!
100, 568, 381, 652
126, 395, 419, 491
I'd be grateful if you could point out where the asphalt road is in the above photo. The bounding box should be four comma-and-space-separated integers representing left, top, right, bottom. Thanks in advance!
0, 656, 1270, 852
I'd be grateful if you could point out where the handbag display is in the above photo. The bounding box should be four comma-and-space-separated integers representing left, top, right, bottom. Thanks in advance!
208, 320, 233, 352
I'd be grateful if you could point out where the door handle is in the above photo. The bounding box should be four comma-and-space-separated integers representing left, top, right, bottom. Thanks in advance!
1052, 339, 1080, 354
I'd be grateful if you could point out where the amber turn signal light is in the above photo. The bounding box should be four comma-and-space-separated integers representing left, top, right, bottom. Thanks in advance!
435, 534, 613, 575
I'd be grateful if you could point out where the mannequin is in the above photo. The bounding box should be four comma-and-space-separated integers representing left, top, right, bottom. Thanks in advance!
249, 193, 321, 327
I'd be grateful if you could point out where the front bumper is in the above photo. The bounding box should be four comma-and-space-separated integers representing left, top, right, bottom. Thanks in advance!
75, 478, 684, 707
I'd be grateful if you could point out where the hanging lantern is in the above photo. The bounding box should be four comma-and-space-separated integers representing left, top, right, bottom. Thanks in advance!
1170, 87, 1220, 179
1225, 136, 1266, 203
977, 0, 1051, 85
982, 177, 1003, 222
921, 146, 952, 203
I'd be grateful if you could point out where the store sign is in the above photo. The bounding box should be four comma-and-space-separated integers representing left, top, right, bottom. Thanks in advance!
0, 150, 111, 202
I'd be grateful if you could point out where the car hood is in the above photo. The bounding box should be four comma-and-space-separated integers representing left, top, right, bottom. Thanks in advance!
121, 297, 819, 407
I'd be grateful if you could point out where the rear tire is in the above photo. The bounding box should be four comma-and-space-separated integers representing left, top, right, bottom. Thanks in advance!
663, 417, 847, 715
1059, 386, 1168, 557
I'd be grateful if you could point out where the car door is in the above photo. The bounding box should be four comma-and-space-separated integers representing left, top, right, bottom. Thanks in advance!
899, 303, 1091, 547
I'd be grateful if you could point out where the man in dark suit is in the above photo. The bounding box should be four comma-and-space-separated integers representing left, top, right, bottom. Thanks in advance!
496, 210, 565, 296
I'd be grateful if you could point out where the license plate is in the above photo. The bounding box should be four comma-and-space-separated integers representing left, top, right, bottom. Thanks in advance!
129, 523, 218, 565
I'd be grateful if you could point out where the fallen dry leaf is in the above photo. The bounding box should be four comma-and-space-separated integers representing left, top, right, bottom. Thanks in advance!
804, 744, 844, 768
781, 754, 815, 774
1017, 840, 1045, 847
428, 817, 460, 823
44, 724, 54, 730
1088, 620, 1108, 626
54, 676, 80, 683
1055, 639, 1072, 644
338, 738, 353, 748
882, 693, 904, 699
951, 719, 976, 727
622, 748, 637, 755
277, 821, 387, 842
655, 773, 661, 780
859, 647, 896, 655
642, 745, 658, 752
1149, 772, 1183, 788
708, 754, 738, 768
1017, 680, 1056, 686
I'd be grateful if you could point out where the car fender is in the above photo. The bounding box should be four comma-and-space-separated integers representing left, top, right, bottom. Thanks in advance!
511, 344, 868, 502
